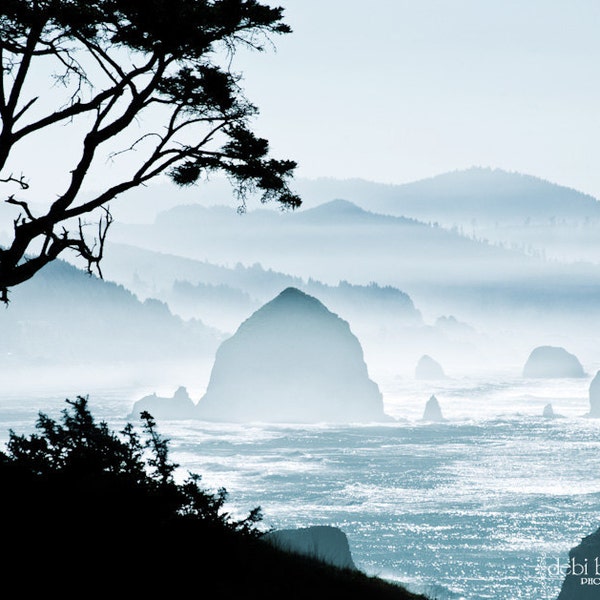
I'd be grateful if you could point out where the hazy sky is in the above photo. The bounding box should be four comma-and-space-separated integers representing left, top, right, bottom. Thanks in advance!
4, 1, 600, 206
229, 0, 600, 198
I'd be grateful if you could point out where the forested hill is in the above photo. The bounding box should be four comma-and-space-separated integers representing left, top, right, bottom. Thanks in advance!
0, 259, 222, 369
101, 242, 423, 333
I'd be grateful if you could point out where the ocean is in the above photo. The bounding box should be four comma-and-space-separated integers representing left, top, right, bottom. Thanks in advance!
1, 368, 599, 600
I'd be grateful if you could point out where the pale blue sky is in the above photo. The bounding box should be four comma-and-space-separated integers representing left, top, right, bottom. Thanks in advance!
5, 1, 600, 205
231, 0, 600, 197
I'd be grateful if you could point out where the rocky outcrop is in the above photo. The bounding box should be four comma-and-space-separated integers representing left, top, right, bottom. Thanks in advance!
194, 287, 389, 423
264, 526, 357, 571
588, 371, 600, 417
541, 403, 565, 419
421, 395, 446, 422
557, 526, 600, 599
415, 355, 446, 380
522, 346, 585, 378
129, 386, 195, 420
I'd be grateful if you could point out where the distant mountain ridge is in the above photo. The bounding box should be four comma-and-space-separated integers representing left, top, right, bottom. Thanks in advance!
111, 195, 536, 284
290, 168, 600, 264
293, 198, 420, 226
104, 167, 600, 227
293, 167, 600, 223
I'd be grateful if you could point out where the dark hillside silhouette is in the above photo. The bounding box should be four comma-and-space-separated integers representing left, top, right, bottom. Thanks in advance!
0, 397, 427, 599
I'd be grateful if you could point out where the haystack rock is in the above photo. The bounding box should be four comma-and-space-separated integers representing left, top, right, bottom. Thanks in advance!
542, 403, 555, 419
422, 395, 446, 422
194, 287, 389, 423
415, 355, 446, 380
522, 346, 585, 378
557, 526, 600, 599
588, 371, 600, 417
264, 526, 357, 571
129, 386, 195, 420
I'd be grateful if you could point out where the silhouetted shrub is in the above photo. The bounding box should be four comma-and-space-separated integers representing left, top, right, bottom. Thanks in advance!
0, 396, 261, 587
0, 396, 426, 599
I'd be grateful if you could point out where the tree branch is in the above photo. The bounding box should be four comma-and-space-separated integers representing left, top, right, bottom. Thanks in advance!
1, 173, 29, 190
6, 195, 34, 221
5, 23, 44, 117
0, 46, 6, 113
0, 1, 299, 302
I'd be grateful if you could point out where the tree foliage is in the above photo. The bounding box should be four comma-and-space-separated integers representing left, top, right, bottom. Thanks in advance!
0, 0, 300, 302
0, 395, 262, 536
0, 396, 267, 590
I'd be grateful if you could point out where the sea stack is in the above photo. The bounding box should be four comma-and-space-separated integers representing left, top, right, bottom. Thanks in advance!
558, 526, 600, 599
542, 403, 555, 419
129, 386, 195, 420
588, 371, 600, 417
415, 355, 447, 380
194, 287, 389, 423
522, 346, 585, 378
422, 395, 445, 422
264, 526, 357, 571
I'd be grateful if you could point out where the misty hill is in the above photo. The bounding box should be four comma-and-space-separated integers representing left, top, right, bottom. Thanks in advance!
294, 168, 600, 224
109, 198, 600, 337
101, 242, 423, 334
0, 259, 222, 376
291, 168, 600, 263
293, 198, 420, 226
100, 242, 496, 377
110, 198, 538, 289
195, 287, 390, 423
106, 168, 600, 264
104, 195, 600, 374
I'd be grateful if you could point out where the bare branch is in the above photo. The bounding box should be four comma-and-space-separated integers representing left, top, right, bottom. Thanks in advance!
0, 46, 6, 113
6, 195, 35, 221
76, 206, 113, 278
12, 96, 38, 122
11, 57, 160, 145
5, 23, 44, 117
0, 173, 29, 190
107, 132, 163, 161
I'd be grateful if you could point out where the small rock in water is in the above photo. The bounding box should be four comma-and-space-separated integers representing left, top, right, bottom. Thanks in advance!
542, 403, 555, 418
422, 394, 446, 422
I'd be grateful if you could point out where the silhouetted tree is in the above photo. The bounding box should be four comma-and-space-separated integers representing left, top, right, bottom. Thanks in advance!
0, 395, 262, 534
0, 395, 265, 589
0, 0, 300, 302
